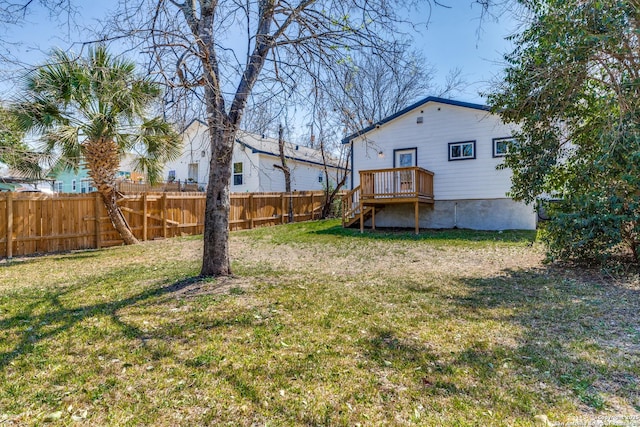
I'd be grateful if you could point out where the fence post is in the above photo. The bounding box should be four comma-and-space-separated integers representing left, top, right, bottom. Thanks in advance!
6, 192, 13, 259
142, 192, 148, 241
290, 192, 296, 223
161, 193, 168, 238
94, 192, 102, 249
311, 193, 315, 220
281, 193, 286, 225
248, 194, 254, 229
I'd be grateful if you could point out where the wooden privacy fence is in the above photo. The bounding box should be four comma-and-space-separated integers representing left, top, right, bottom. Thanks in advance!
0, 191, 327, 258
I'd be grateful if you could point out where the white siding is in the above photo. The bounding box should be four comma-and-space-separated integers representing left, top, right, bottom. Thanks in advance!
163, 121, 211, 186
257, 154, 341, 192
351, 102, 517, 200
230, 143, 261, 192
165, 121, 346, 192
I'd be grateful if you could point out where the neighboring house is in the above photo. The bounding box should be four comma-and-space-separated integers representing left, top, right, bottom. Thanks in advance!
342, 96, 536, 231
51, 166, 97, 194
0, 166, 54, 192
165, 119, 346, 192
50, 154, 144, 193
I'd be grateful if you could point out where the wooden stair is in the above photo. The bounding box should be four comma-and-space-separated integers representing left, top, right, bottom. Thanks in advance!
342, 185, 383, 229
344, 205, 375, 228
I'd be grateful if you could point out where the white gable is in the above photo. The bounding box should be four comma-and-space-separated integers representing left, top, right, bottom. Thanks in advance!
164, 120, 345, 192
350, 100, 518, 200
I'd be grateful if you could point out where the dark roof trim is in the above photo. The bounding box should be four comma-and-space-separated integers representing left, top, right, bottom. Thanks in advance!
340, 96, 490, 144
237, 140, 346, 170
181, 118, 207, 133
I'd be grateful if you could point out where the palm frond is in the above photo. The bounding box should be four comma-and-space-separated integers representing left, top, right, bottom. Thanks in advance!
138, 117, 181, 162
15, 45, 178, 184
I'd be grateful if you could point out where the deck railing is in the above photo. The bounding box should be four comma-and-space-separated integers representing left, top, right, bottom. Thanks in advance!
360, 167, 434, 201
342, 185, 361, 224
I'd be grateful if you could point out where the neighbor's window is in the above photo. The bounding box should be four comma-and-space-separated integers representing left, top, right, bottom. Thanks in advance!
233, 162, 243, 186
54, 181, 63, 193
80, 179, 90, 193
448, 141, 476, 161
318, 173, 323, 183
72, 179, 77, 191
493, 137, 513, 157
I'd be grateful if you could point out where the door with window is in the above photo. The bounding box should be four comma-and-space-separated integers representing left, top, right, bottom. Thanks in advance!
394, 148, 417, 194
188, 163, 199, 183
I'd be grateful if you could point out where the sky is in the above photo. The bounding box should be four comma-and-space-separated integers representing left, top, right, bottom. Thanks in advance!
1, 1, 519, 105
417, 2, 520, 103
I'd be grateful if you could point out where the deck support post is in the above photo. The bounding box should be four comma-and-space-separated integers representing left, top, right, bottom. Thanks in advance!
360, 204, 364, 233
414, 201, 419, 235
371, 206, 376, 230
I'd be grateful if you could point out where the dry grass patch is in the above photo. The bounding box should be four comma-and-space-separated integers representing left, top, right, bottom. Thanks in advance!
0, 220, 638, 426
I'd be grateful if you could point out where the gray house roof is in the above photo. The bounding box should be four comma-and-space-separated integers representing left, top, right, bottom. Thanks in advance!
236, 131, 341, 169
341, 96, 490, 144
182, 119, 342, 168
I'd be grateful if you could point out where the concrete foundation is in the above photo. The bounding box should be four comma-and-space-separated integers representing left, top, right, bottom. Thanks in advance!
365, 198, 537, 230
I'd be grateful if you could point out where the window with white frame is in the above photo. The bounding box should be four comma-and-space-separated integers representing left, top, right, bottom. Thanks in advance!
54, 181, 63, 193
448, 141, 476, 161
71, 179, 77, 191
492, 137, 513, 157
233, 162, 243, 186
80, 179, 96, 193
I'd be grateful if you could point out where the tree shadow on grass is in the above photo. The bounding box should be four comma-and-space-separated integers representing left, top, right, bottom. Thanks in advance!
313, 224, 537, 244
0, 250, 102, 268
358, 266, 640, 421
0, 274, 206, 370
362, 267, 640, 425
455, 267, 640, 411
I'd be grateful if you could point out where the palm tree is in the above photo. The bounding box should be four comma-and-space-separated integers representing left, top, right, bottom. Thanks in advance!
14, 46, 180, 244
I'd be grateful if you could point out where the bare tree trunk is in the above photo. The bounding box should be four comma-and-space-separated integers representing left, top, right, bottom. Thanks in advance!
320, 142, 351, 219
274, 124, 293, 222
83, 137, 139, 245
201, 114, 235, 277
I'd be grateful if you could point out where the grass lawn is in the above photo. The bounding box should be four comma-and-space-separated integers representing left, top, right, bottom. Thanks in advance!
0, 220, 638, 426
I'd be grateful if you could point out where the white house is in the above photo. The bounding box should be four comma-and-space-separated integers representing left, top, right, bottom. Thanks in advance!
343, 96, 537, 231
165, 120, 345, 192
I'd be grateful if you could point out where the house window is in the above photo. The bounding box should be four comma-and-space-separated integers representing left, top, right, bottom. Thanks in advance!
233, 162, 243, 186
117, 171, 131, 180
448, 141, 476, 161
318, 173, 323, 183
168, 170, 176, 182
72, 179, 77, 191
493, 137, 513, 157
54, 181, 63, 193
80, 179, 95, 193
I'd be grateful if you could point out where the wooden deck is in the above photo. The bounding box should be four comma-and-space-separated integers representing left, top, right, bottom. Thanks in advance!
342, 167, 434, 234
